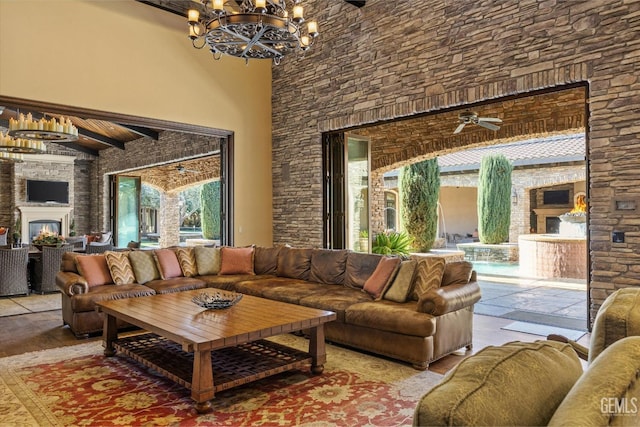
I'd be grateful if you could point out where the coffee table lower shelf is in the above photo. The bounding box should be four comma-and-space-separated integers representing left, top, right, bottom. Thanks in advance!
113, 333, 312, 393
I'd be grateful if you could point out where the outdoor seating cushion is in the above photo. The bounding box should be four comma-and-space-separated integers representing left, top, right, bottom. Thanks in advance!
413, 340, 583, 427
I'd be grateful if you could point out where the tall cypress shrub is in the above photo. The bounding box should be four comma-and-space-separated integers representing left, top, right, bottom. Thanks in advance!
200, 180, 221, 240
477, 154, 513, 244
400, 157, 440, 252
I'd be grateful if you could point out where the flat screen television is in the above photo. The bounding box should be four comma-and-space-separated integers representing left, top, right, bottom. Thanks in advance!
26, 180, 69, 204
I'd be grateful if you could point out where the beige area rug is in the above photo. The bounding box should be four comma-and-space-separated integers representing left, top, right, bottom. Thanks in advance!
0, 294, 61, 317
0, 334, 443, 426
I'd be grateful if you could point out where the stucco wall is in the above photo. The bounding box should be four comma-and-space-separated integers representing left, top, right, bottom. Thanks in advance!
271, 0, 640, 323
0, 0, 274, 247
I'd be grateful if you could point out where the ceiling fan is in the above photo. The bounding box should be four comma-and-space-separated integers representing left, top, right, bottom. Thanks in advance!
453, 111, 502, 134
176, 165, 199, 174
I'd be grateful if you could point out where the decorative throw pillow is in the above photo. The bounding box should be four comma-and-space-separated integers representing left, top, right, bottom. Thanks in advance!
219, 246, 255, 275
411, 257, 446, 301
153, 249, 184, 279
104, 251, 136, 285
442, 261, 474, 287
75, 254, 113, 287
363, 256, 401, 300
194, 246, 221, 276
128, 250, 160, 285
384, 259, 418, 303
173, 247, 198, 277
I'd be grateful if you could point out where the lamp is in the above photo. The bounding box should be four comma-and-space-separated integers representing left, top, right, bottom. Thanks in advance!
511, 187, 518, 206
8, 113, 78, 142
188, 0, 319, 64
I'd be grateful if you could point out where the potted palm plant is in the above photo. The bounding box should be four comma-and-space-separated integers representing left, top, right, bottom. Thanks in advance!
372, 230, 413, 257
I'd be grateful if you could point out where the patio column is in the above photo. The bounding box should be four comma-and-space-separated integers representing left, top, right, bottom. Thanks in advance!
159, 191, 180, 248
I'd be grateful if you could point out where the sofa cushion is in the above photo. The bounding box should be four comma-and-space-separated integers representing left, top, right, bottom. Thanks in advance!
69, 283, 156, 312
363, 256, 401, 299
202, 274, 275, 292
254, 246, 282, 275
344, 252, 382, 289
411, 257, 446, 301
144, 277, 207, 294
128, 250, 160, 285
220, 246, 255, 275
309, 249, 348, 285
413, 340, 583, 427
173, 247, 198, 277
104, 251, 136, 285
194, 246, 221, 276
383, 259, 417, 303
154, 249, 183, 280
75, 255, 113, 287
277, 247, 313, 280
298, 287, 373, 323
259, 279, 330, 304
442, 261, 474, 287
346, 300, 436, 337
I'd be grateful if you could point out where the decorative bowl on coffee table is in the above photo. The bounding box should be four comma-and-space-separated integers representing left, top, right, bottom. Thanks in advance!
192, 291, 243, 309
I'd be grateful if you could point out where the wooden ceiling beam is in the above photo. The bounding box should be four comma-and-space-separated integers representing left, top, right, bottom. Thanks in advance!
117, 124, 159, 140
345, 1, 366, 7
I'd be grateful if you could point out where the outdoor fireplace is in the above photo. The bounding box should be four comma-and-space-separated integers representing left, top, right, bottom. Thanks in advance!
28, 220, 62, 242
18, 206, 72, 243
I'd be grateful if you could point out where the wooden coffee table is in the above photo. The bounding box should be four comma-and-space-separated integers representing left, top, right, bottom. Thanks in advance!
96, 290, 336, 413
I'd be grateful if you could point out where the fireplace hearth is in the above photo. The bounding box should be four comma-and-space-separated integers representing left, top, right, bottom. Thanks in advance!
18, 206, 72, 242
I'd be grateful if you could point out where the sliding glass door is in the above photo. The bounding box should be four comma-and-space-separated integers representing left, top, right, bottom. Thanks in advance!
114, 176, 140, 247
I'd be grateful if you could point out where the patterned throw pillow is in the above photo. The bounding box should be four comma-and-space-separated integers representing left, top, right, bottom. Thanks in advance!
194, 246, 221, 276
411, 257, 446, 301
153, 249, 184, 279
74, 254, 113, 287
219, 246, 255, 275
104, 251, 136, 285
384, 259, 418, 303
128, 250, 160, 285
174, 247, 198, 277
363, 256, 401, 300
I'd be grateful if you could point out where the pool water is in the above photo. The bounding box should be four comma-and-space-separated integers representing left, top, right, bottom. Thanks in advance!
471, 261, 520, 277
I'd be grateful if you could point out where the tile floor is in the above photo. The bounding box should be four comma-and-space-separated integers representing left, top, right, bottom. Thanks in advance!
475, 274, 588, 331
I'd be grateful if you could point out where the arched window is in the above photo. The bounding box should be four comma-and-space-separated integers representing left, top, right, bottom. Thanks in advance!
384, 190, 398, 231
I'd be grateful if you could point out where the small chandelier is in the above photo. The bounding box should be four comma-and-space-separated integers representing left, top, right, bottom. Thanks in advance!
0, 151, 24, 163
0, 132, 46, 154
187, 0, 319, 64
8, 113, 78, 142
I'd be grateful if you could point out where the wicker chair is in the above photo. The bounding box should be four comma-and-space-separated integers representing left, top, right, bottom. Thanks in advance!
0, 247, 29, 297
86, 242, 113, 254
33, 244, 73, 293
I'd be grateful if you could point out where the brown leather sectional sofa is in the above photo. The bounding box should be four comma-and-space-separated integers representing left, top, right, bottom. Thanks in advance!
56, 246, 481, 370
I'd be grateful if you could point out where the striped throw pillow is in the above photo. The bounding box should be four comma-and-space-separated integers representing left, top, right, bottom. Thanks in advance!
104, 251, 136, 285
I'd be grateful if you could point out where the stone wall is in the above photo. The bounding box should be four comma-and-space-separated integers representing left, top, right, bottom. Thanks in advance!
271, 0, 640, 324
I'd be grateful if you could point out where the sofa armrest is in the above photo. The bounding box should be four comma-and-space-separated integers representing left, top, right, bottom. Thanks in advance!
416, 281, 482, 315
547, 334, 589, 361
56, 271, 89, 296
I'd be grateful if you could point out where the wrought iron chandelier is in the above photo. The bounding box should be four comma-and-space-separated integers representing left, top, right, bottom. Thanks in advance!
187, 0, 319, 64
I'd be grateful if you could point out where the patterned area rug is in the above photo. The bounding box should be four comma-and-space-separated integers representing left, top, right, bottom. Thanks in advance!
0, 334, 442, 426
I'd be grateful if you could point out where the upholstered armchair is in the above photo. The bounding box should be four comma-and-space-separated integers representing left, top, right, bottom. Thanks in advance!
548, 287, 640, 363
